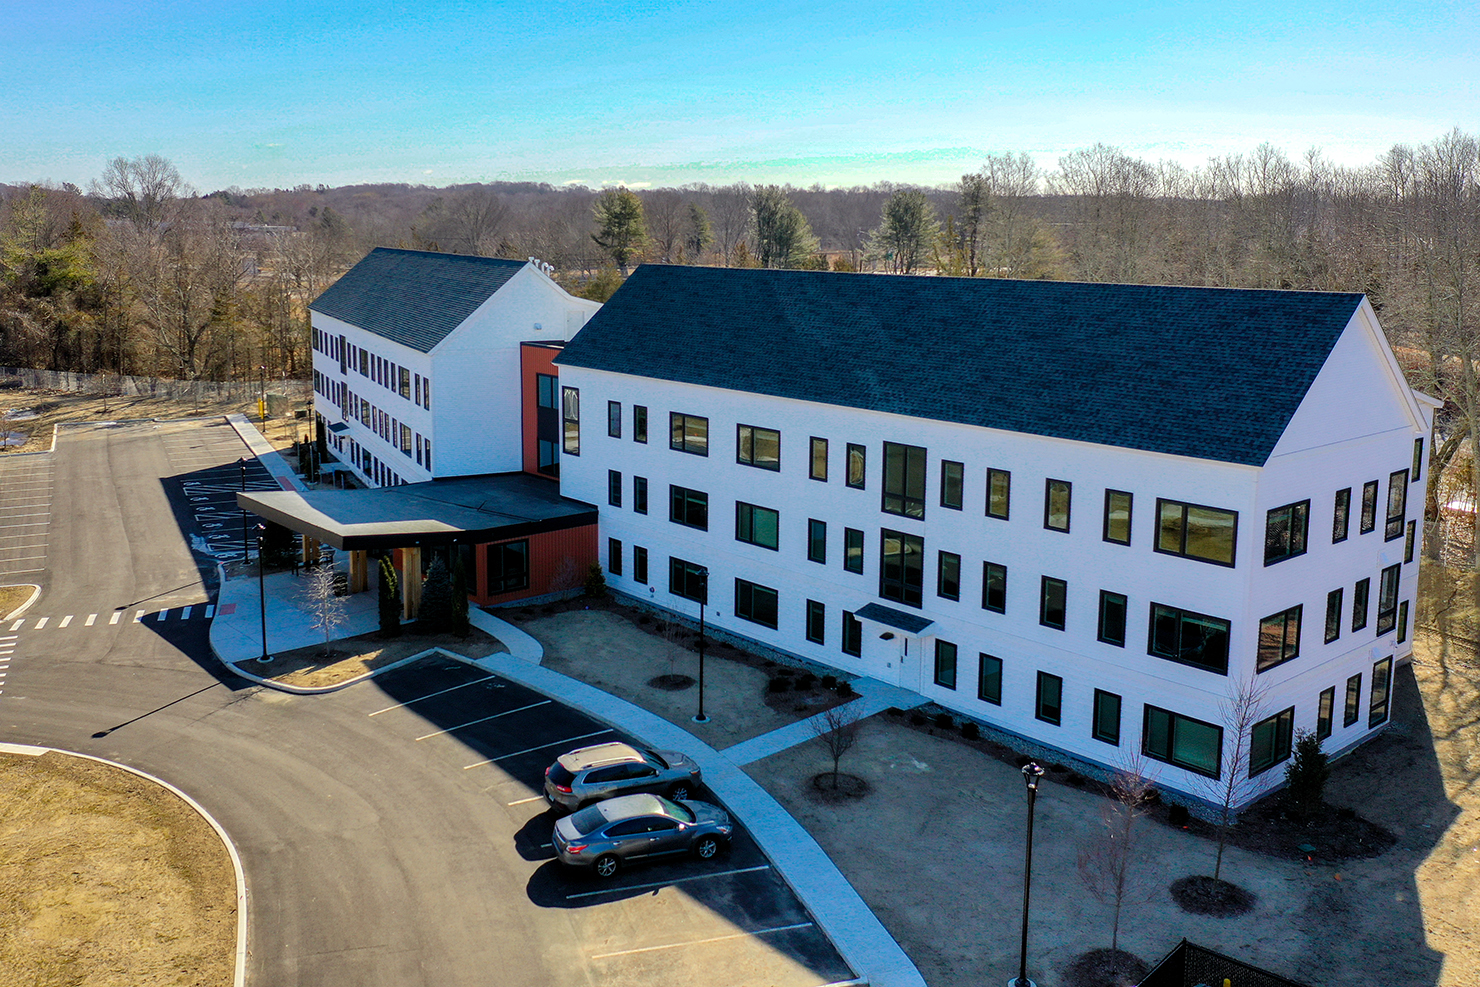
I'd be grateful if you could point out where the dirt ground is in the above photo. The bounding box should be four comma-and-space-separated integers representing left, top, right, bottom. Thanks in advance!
243, 626, 506, 689
0, 750, 235, 987
0, 583, 34, 618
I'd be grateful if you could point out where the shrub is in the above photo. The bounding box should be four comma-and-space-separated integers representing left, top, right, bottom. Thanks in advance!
638, 614, 652, 625
820, 674, 837, 689
1015, 755, 1033, 768
1067, 772, 1087, 786
886, 706, 905, 717
1284, 730, 1331, 821
934, 712, 953, 729
909, 712, 927, 726
768, 677, 791, 693
1050, 763, 1068, 773
797, 673, 817, 689
960, 722, 980, 740
583, 563, 607, 598
836, 681, 855, 697
1168, 804, 1190, 826
1336, 806, 1356, 821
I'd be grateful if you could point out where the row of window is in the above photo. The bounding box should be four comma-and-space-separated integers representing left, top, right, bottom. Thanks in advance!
1265, 464, 1415, 565
314, 329, 432, 410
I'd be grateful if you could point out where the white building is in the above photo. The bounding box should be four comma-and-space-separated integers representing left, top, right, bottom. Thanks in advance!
309, 248, 600, 487
554, 265, 1437, 805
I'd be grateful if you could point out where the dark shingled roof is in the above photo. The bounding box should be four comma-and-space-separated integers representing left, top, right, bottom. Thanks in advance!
555, 266, 1365, 466
310, 248, 526, 353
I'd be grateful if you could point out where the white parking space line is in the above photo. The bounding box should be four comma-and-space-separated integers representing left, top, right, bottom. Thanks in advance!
461, 728, 614, 769
0, 522, 49, 530
564, 864, 772, 901
58, 615, 72, 628
368, 674, 500, 715
506, 795, 544, 806
110, 611, 122, 625
413, 700, 551, 741
590, 921, 815, 959
85, 614, 96, 626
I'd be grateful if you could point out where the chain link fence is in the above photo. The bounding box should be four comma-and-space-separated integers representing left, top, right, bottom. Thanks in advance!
0, 366, 310, 406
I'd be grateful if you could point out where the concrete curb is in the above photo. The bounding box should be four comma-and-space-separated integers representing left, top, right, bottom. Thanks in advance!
0, 582, 42, 620
227, 646, 466, 695
0, 742, 249, 987
225, 413, 310, 493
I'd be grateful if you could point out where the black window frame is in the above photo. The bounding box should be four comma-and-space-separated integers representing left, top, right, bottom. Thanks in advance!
634, 476, 648, 515
607, 469, 622, 507
607, 537, 622, 577
1369, 656, 1393, 727
1249, 707, 1295, 776
809, 437, 828, 481
1344, 673, 1362, 727
633, 546, 648, 585
937, 551, 961, 601
1142, 704, 1223, 778
1376, 563, 1401, 635
1317, 687, 1335, 741
670, 412, 709, 456
1154, 498, 1239, 567
1397, 600, 1410, 643
882, 441, 928, 520
843, 527, 864, 574
1044, 478, 1071, 533
737, 424, 781, 472
940, 460, 964, 511
1325, 588, 1343, 643
982, 561, 1007, 614
807, 519, 827, 564
978, 653, 1002, 705
486, 540, 531, 595
734, 578, 779, 629
536, 373, 558, 409
934, 640, 958, 690
1093, 689, 1122, 745
1039, 576, 1067, 630
879, 529, 925, 608
1103, 489, 1132, 545
607, 400, 622, 439
986, 468, 1011, 520
1256, 605, 1302, 673
668, 485, 709, 531
633, 405, 648, 443
735, 501, 780, 551
1413, 437, 1424, 481
846, 443, 866, 489
1405, 520, 1417, 563
1353, 577, 1370, 631
1332, 487, 1351, 543
1098, 590, 1127, 647
806, 599, 825, 644
841, 610, 862, 657
561, 386, 580, 456
1035, 671, 1063, 725
668, 557, 708, 604
1385, 469, 1408, 540
1148, 603, 1231, 675
1360, 480, 1378, 534
1264, 500, 1310, 566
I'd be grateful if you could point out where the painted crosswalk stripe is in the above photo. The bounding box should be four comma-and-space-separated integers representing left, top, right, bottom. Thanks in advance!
205, 605, 215, 619
133, 610, 144, 623
7, 621, 21, 631
110, 611, 122, 625
85, 614, 96, 626
58, 615, 72, 628
34, 617, 47, 629
155, 610, 168, 622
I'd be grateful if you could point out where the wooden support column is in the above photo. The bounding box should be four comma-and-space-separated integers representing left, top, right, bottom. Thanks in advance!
402, 546, 422, 619
302, 536, 321, 566
349, 550, 368, 593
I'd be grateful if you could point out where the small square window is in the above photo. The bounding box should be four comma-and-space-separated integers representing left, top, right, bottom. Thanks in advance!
1264, 500, 1310, 565
1257, 606, 1302, 672
1249, 707, 1295, 775
670, 413, 709, 456
1036, 671, 1063, 725
736, 502, 780, 550
737, 424, 781, 471
735, 578, 779, 629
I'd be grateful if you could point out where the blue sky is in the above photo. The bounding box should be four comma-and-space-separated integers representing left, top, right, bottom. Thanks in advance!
5, 0, 1476, 191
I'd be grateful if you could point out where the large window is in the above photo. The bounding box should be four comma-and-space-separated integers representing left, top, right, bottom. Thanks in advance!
986, 468, 1011, 520
846, 443, 866, 488
1333, 487, 1351, 542
1344, 673, 1362, 726
486, 540, 530, 594
1155, 499, 1238, 566
883, 442, 928, 519
669, 485, 709, 530
941, 461, 964, 510
844, 528, 864, 574
1093, 690, 1122, 745
1104, 489, 1132, 545
1360, 480, 1378, 533
1353, 577, 1371, 631
1143, 705, 1223, 778
1264, 500, 1309, 565
1098, 591, 1127, 647
1040, 576, 1067, 630
806, 600, 825, 644
608, 401, 622, 438
634, 476, 648, 514
809, 437, 828, 481
1325, 589, 1343, 643
736, 502, 779, 550
807, 519, 826, 564
633, 405, 648, 443
982, 562, 1007, 614
934, 640, 958, 690
735, 578, 778, 629
1256, 606, 1302, 672
1376, 563, 1401, 634
1036, 672, 1062, 725
1249, 707, 1295, 776
561, 386, 580, 455
842, 610, 862, 656
669, 557, 708, 603
978, 654, 1002, 705
1386, 469, 1409, 540
1149, 604, 1231, 674
1370, 656, 1393, 727
737, 424, 781, 471
670, 413, 709, 456
1044, 479, 1071, 532
880, 530, 924, 607
937, 551, 961, 601
1317, 687, 1335, 741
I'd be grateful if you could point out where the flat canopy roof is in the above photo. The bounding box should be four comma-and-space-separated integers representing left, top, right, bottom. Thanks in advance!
238, 473, 597, 551
854, 603, 935, 635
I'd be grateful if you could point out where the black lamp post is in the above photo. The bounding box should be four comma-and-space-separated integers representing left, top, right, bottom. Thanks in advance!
1010, 761, 1045, 987
692, 566, 710, 724
239, 458, 250, 564
255, 523, 271, 663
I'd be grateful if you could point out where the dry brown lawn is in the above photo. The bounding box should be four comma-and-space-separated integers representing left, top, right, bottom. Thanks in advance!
243, 627, 506, 689
0, 584, 35, 619
0, 750, 235, 987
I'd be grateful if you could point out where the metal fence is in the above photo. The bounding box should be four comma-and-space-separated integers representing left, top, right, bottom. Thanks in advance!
0, 366, 310, 405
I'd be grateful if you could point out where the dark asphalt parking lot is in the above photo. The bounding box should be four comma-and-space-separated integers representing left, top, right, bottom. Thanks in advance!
356, 658, 856, 986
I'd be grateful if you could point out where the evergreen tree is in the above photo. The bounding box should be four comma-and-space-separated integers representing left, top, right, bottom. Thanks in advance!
418, 557, 453, 634
377, 555, 401, 638
591, 188, 647, 275
451, 554, 470, 637
1284, 730, 1331, 821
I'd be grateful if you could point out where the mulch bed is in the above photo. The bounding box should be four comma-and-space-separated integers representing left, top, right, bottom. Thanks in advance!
1169, 875, 1257, 916
1061, 947, 1151, 987
1150, 796, 1397, 864
809, 771, 870, 803
648, 673, 695, 691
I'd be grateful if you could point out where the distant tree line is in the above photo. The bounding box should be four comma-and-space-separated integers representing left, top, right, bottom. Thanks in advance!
4, 132, 1478, 558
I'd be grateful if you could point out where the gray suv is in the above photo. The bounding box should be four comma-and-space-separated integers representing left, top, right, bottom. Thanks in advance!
543, 742, 702, 812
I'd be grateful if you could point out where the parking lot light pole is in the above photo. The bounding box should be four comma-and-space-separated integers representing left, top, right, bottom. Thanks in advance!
1010, 761, 1045, 987
239, 458, 249, 563
256, 523, 271, 663
693, 566, 710, 724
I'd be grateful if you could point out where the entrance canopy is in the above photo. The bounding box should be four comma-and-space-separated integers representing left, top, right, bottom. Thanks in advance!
238, 473, 597, 551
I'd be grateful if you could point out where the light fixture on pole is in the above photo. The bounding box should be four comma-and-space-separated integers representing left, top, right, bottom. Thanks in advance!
1010, 761, 1045, 987
692, 565, 710, 724
239, 458, 250, 564
255, 523, 271, 664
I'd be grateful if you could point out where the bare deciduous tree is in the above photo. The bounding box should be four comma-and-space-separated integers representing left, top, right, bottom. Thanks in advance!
1202, 675, 1270, 882
810, 700, 862, 789
303, 564, 348, 656
1076, 753, 1158, 952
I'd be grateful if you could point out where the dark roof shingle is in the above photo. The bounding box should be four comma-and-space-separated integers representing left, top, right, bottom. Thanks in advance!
555, 266, 1364, 466
310, 248, 526, 353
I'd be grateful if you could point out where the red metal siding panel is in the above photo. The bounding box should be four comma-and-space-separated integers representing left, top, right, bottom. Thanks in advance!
472, 523, 597, 605
520, 343, 561, 477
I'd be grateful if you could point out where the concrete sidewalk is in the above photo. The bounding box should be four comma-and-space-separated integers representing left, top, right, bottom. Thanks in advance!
208, 571, 924, 987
